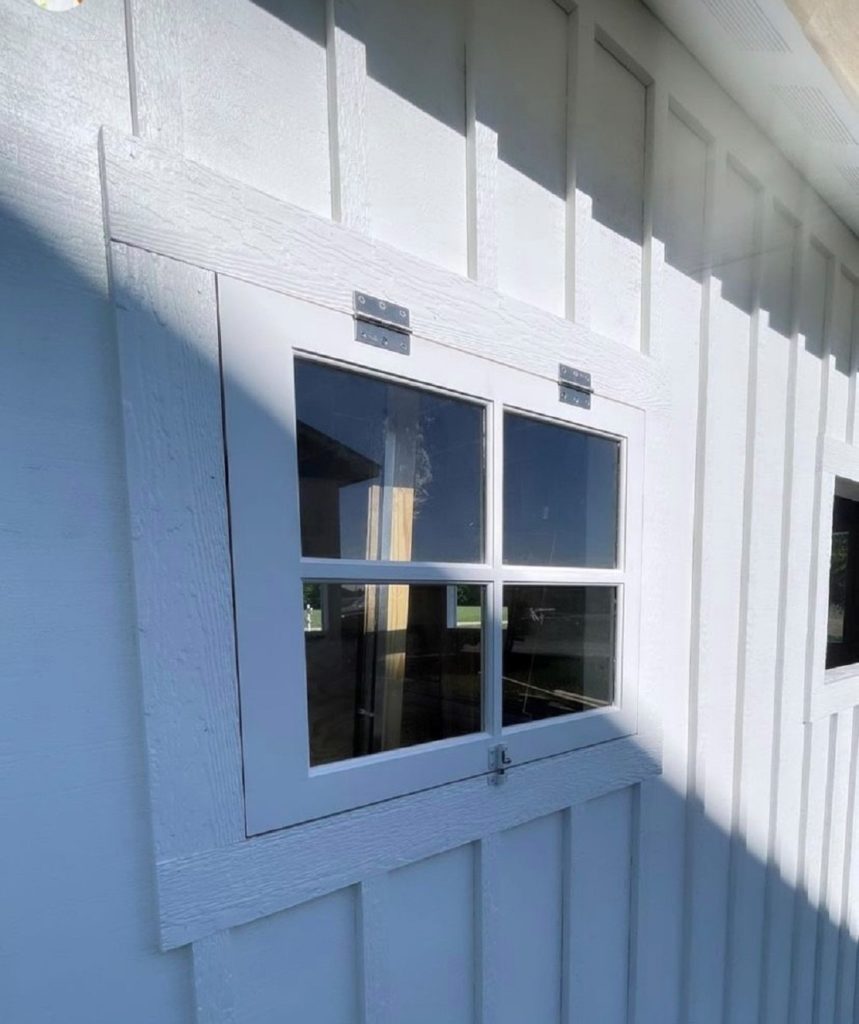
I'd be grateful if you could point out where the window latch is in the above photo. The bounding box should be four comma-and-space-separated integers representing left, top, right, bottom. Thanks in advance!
558, 363, 592, 409
353, 291, 411, 354
489, 743, 512, 785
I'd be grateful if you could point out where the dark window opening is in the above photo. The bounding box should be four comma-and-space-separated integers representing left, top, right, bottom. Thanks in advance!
826, 488, 859, 670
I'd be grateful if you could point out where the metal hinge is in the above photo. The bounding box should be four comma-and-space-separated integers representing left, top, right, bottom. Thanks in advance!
488, 743, 512, 785
558, 363, 592, 409
353, 291, 411, 354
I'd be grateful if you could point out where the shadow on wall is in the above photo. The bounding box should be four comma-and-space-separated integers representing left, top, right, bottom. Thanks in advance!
2, 151, 857, 1021
1, 6, 852, 1023
248, 0, 845, 374
0, 205, 195, 1020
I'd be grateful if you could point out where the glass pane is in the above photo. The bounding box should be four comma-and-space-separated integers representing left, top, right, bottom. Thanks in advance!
827, 491, 859, 669
502, 585, 616, 726
503, 413, 619, 567
295, 360, 484, 562
304, 582, 484, 766
828, 530, 848, 645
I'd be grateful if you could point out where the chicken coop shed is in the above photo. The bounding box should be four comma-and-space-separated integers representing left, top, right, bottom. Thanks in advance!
7, 0, 859, 1021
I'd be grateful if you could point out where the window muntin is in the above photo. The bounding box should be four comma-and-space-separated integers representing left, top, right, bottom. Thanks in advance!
503, 412, 620, 568
297, 360, 627, 767
304, 582, 485, 766
295, 359, 485, 563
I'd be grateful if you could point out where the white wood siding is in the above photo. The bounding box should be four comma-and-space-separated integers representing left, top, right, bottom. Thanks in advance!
7, 0, 859, 1022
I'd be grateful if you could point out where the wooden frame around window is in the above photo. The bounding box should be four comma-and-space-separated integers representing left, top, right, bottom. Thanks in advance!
219, 277, 644, 834
103, 127, 661, 951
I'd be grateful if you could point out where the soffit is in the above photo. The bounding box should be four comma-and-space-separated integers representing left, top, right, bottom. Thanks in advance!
644, 0, 859, 234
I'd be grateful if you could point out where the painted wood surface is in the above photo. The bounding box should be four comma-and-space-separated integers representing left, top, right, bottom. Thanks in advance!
0, 1, 194, 1021
175, 0, 331, 213
98, 128, 667, 415
8, 0, 859, 1022
156, 733, 656, 949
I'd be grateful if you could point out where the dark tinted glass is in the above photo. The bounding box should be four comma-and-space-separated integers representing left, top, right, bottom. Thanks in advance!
502, 585, 616, 726
295, 360, 484, 562
304, 583, 484, 766
503, 413, 619, 567
827, 492, 859, 669
829, 531, 848, 645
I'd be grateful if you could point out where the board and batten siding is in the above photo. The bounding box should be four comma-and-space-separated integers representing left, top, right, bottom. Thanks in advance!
5, 0, 859, 1022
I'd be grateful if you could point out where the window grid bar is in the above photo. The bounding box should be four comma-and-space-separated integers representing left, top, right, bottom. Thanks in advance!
294, 352, 630, 753
298, 561, 625, 586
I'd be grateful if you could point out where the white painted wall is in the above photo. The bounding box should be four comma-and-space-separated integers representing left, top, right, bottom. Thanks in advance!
5, 0, 859, 1021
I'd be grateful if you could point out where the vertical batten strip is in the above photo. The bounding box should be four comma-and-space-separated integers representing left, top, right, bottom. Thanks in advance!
726, 197, 797, 1024
625, 785, 642, 1024
562, 3, 585, 321
325, 0, 369, 232
639, 69, 664, 357
680, 134, 723, 1024
631, 95, 709, 1024
124, 0, 184, 150
847, 277, 859, 447
723, 172, 767, 1024
825, 268, 851, 443
794, 715, 838, 1024
569, 2, 596, 327
192, 931, 235, 1024
815, 709, 855, 1022
465, 0, 498, 289
475, 835, 501, 1024
761, 208, 813, 1024
807, 253, 848, 1024
836, 707, 859, 1020
358, 876, 388, 1024
683, 147, 761, 1024
559, 807, 575, 1024
803, 245, 836, 729
813, 269, 854, 1024
784, 233, 835, 1024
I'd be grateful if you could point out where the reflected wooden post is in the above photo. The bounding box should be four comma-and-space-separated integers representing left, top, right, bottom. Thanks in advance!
371, 390, 419, 752
358, 485, 382, 756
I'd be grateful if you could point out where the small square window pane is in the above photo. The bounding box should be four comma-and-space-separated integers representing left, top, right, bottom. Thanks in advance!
502, 585, 616, 726
296, 360, 485, 562
304, 583, 484, 766
503, 413, 619, 567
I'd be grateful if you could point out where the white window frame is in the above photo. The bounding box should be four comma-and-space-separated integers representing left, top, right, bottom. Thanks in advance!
103, 128, 662, 951
219, 276, 643, 835
810, 436, 859, 719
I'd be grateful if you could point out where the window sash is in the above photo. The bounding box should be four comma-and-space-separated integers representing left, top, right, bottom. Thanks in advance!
220, 278, 643, 833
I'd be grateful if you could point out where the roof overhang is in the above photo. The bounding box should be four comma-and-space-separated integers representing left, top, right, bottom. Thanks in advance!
643, 0, 859, 236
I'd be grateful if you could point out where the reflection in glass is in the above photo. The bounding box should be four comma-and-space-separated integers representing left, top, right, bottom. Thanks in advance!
502, 585, 616, 726
295, 360, 484, 563
827, 492, 859, 669
304, 583, 484, 766
829, 531, 848, 645
503, 413, 619, 567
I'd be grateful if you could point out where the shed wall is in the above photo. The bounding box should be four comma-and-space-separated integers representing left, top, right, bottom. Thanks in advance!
4, 0, 859, 1022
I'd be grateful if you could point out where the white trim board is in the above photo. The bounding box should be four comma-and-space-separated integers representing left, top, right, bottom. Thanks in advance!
99, 128, 667, 413
158, 734, 657, 949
